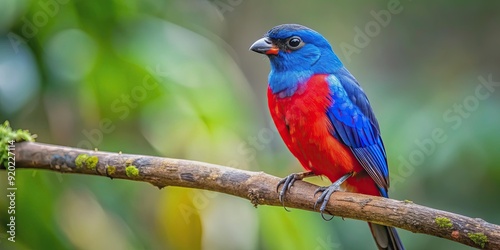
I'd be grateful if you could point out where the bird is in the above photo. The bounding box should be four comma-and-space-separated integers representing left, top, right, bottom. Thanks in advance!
249, 24, 404, 250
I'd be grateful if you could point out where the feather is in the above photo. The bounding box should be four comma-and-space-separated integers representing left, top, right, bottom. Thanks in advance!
325, 73, 390, 193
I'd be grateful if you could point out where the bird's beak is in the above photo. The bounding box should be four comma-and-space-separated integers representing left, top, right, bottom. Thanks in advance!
249, 37, 279, 55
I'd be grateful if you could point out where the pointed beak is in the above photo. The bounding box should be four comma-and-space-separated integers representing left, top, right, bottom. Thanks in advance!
249, 37, 279, 55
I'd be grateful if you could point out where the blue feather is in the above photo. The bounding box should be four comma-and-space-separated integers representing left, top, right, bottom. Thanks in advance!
326, 73, 390, 194
265, 24, 343, 96
255, 23, 404, 250
263, 24, 390, 194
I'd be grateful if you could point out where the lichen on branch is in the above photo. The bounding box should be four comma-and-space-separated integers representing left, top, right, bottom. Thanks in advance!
4, 139, 500, 249
0, 121, 36, 168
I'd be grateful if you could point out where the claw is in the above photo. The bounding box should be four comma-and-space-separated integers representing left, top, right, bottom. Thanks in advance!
313, 172, 353, 221
276, 171, 315, 211
314, 186, 327, 196
314, 185, 337, 220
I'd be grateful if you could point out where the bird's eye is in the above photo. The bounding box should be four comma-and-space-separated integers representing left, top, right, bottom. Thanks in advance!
287, 36, 304, 50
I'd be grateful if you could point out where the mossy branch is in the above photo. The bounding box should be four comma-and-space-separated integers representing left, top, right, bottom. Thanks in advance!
0, 121, 36, 168
3, 142, 499, 249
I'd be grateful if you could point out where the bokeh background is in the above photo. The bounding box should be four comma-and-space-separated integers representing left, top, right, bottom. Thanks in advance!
1, 0, 500, 249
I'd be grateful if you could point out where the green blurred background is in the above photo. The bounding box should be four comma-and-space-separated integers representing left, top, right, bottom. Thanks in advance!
1, 0, 499, 249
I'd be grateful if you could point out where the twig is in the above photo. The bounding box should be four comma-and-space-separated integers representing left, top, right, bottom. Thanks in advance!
8, 142, 499, 249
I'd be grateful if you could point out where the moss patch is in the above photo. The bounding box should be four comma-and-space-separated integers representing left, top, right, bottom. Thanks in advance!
75, 154, 89, 168
107, 165, 116, 176
468, 232, 488, 248
435, 217, 453, 229
126, 165, 139, 177
86, 156, 99, 170
75, 154, 98, 169
1, 121, 36, 168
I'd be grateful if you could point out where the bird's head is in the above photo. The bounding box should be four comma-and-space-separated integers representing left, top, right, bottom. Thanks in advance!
250, 24, 343, 74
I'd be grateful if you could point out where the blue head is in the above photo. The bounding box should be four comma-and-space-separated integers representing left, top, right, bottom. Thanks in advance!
250, 24, 344, 96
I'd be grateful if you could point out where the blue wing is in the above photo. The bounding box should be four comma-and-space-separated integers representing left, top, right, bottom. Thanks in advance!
325, 68, 389, 196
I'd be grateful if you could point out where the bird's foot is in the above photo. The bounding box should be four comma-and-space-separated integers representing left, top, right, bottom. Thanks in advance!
277, 171, 315, 211
314, 172, 354, 220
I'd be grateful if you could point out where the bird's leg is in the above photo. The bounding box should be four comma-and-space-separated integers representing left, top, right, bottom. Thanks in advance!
277, 171, 316, 211
314, 172, 354, 220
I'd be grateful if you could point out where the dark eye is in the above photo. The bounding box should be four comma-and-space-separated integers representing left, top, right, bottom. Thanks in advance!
287, 36, 304, 50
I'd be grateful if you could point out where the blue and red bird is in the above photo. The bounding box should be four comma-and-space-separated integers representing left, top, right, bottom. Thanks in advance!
250, 24, 404, 250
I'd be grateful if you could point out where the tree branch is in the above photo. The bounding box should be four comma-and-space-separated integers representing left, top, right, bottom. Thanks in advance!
7, 142, 499, 249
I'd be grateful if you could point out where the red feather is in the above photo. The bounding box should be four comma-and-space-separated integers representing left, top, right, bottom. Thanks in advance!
268, 74, 380, 196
